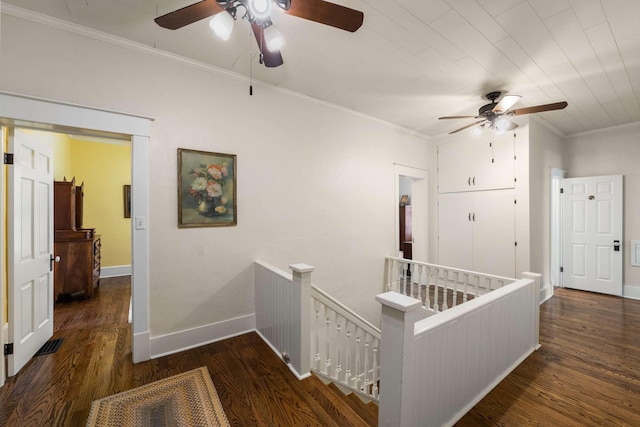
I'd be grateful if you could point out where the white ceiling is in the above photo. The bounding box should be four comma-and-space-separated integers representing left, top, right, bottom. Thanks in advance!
5, 0, 640, 137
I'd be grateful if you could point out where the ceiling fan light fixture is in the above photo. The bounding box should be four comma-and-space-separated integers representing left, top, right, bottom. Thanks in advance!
471, 126, 483, 136
264, 25, 284, 51
209, 11, 235, 41
249, 0, 271, 20
495, 117, 511, 131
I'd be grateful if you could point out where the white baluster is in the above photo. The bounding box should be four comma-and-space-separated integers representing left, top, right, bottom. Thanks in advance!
442, 269, 449, 311
325, 308, 333, 377
450, 271, 457, 307
433, 268, 440, 313
386, 258, 392, 292
372, 340, 379, 398
473, 274, 480, 297
363, 338, 370, 393
345, 321, 352, 385
463, 273, 469, 303
413, 264, 422, 301
334, 315, 342, 381
314, 299, 321, 370
425, 266, 432, 310
353, 328, 361, 389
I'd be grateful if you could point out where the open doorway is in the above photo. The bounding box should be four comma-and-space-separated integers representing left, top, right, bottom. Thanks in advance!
0, 92, 152, 387
394, 164, 429, 263
33, 128, 132, 343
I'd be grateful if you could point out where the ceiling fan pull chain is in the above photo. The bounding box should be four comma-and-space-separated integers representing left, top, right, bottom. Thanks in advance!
249, 26, 254, 96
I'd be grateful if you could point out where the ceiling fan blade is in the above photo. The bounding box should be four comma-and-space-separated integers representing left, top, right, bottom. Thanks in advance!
512, 101, 568, 116
283, 0, 364, 32
251, 23, 284, 67
493, 95, 521, 113
438, 115, 478, 120
449, 120, 485, 135
155, 0, 224, 30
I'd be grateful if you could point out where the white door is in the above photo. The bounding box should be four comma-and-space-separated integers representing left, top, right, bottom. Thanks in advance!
562, 175, 623, 296
472, 191, 516, 279
7, 128, 55, 376
438, 192, 473, 270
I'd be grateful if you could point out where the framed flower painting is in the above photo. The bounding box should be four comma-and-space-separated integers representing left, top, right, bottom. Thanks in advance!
178, 148, 237, 228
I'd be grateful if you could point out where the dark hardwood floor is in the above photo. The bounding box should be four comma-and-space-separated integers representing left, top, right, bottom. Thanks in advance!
0, 277, 375, 426
1, 279, 639, 426
457, 287, 640, 426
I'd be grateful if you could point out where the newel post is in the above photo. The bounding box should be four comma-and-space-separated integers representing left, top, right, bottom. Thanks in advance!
290, 263, 314, 379
376, 291, 423, 427
522, 272, 542, 350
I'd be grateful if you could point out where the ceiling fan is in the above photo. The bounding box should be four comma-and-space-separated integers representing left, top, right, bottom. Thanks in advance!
439, 91, 568, 135
154, 0, 364, 68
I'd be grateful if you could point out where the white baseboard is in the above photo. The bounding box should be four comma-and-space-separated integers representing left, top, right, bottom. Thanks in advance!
132, 330, 151, 363
540, 283, 554, 304
100, 265, 132, 278
624, 284, 640, 300
149, 313, 256, 359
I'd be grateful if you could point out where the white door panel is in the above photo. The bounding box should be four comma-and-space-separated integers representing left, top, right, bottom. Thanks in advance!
438, 193, 473, 270
562, 175, 623, 296
8, 128, 54, 376
472, 192, 516, 279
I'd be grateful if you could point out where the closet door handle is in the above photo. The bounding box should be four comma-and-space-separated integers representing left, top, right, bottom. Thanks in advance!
468, 212, 471, 222
472, 213, 476, 222
472, 176, 476, 185
468, 177, 471, 186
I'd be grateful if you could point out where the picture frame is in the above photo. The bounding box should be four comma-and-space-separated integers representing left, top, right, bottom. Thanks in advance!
178, 148, 237, 228
123, 184, 131, 218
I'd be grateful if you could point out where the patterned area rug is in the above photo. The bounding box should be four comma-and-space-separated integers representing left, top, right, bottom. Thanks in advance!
86, 367, 230, 427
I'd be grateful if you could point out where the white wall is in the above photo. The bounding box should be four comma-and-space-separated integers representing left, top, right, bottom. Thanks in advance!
0, 13, 430, 338
529, 119, 565, 299
564, 122, 640, 293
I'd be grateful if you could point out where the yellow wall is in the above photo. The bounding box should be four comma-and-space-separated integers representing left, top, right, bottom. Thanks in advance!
52, 136, 132, 267
3, 128, 7, 324
52, 134, 72, 181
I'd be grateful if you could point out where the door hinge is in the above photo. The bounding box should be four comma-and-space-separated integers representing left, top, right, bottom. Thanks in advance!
515, 241, 518, 246
4, 343, 14, 355
560, 188, 564, 194
560, 266, 564, 273
4, 153, 14, 165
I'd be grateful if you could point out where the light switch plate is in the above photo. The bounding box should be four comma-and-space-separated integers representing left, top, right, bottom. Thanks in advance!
632, 240, 640, 267
135, 216, 146, 230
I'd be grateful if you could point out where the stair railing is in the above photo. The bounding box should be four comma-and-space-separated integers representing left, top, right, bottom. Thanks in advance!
384, 256, 516, 313
311, 285, 381, 401
254, 260, 380, 401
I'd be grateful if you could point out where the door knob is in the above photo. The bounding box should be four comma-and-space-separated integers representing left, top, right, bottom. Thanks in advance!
614, 240, 620, 252
50, 254, 60, 271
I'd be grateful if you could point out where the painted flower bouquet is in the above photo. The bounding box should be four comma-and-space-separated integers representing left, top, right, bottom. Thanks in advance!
188, 161, 230, 216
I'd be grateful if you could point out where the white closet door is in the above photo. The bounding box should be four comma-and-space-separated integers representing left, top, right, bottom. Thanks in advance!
438, 193, 473, 270
481, 131, 515, 191
472, 191, 516, 279
437, 139, 476, 193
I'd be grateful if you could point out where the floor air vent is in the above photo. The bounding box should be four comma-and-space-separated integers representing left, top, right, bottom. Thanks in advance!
34, 338, 64, 356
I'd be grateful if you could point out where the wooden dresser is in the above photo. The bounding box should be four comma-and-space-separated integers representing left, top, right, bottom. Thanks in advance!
54, 178, 101, 301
